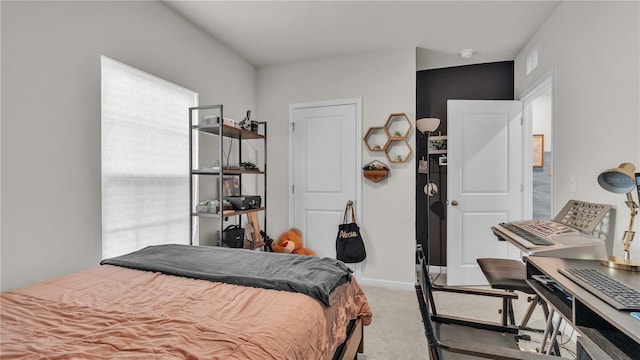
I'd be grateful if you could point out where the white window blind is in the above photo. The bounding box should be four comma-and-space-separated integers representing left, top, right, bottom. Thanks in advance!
101, 56, 197, 259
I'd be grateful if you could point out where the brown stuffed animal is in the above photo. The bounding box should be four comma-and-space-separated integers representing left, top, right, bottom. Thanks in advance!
271, 228, 316, 256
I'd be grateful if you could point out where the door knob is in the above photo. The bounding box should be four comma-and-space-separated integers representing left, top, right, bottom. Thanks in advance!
450, 200, 459, 206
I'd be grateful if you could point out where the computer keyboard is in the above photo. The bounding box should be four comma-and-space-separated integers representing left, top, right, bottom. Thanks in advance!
499, 223, 555, 246
558, 268, 640, 311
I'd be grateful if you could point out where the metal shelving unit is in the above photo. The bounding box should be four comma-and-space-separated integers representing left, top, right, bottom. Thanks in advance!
189, 104, 267, 249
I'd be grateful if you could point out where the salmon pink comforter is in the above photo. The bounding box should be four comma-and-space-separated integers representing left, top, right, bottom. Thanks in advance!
1, 265, 372, 359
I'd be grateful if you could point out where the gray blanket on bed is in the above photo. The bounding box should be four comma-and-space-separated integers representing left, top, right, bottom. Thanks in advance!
100, 244, 352, 306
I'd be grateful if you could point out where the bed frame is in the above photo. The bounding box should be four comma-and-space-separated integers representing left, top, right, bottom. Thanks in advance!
335, 318, 364, 360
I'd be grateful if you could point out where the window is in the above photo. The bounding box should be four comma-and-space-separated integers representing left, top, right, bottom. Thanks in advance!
101, 56, 197, 259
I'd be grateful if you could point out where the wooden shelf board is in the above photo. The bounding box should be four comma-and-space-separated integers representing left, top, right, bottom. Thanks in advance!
193, 124, 264, 139
192, 169, 265, 175
219, 169, 265, 175
192, 169, 221, 175
193, 207, 265, 218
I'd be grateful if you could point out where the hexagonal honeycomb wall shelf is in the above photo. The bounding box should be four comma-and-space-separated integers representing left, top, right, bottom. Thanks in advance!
363, 126, 388, 152
384, 138, 413, 163
363, 112, 413, 164
385, 113, 412, 139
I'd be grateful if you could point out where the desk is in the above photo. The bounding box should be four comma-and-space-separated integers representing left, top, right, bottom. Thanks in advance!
525, 256, 639, 359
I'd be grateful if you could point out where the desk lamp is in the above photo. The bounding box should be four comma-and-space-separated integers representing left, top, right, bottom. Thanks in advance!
597, 162, 640, 271
417, 118, 441, 270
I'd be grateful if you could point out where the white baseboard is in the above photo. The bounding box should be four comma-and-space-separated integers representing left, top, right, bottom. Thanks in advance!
356, 265, 448, 290
425, 265, 447, 274
356, 276, 415, 291
414, 264, 447, 274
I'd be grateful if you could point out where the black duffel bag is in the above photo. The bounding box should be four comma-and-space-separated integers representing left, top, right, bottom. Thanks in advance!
222, 224, 245, 248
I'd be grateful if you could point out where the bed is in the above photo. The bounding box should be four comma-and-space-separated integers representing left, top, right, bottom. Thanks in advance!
1, 245, 372, 359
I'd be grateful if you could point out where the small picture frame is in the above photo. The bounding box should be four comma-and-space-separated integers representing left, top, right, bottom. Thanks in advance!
418, 158, 429, 174
427, 135, 447, 154
533, 134, 544, 167
222, 177, 240, 196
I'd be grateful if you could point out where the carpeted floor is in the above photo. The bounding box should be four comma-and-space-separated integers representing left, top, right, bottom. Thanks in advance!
358, 285, 430, 360
357, 274, 576, 359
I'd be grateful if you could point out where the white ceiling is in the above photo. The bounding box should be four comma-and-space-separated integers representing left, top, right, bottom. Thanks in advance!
165, 1, 560, 68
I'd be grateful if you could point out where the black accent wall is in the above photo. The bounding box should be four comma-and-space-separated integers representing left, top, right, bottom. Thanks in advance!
415, 61, 515, 266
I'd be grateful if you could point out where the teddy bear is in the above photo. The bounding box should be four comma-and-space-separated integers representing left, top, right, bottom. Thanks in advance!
271, 228, 316, 256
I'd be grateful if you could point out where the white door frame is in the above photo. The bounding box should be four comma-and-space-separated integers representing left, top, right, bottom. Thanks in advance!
288, 98, 363, 234
520, 71, 556, 219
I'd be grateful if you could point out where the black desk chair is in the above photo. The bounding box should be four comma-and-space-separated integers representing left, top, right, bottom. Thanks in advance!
415, 245, 563, 360
476, 258, 549, 331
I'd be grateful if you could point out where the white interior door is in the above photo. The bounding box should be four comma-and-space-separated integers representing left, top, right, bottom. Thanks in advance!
289, 100, 361, 261
447, 100, 523, 286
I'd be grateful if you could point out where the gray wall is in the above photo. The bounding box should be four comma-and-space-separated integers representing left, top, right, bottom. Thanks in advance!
257, 49, 417, 288
3, 0, 638, 291
514, 1, 640, 256
1, 1, 256, 291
